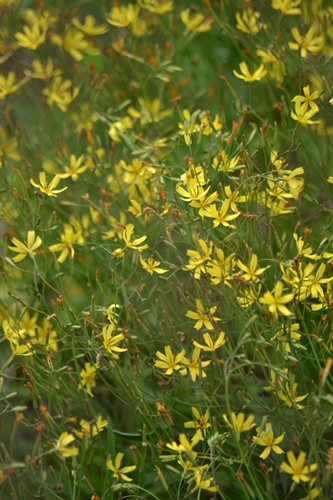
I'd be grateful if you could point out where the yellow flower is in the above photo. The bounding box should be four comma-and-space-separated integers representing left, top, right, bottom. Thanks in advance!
203, 200, 240, 228
237, 254, 270, 281
51, 29, 90, 61
24, 58, 61, 79
3, 319, 25, 343
180, 8, 212, 32
128, 199, 142, 217
122, 224, 148, 252
184, 407, 211, 439
138, 0, 173, 14
79, 362, 97, 397
72, 15, 108, 36
272, 0, 302, 15
55, 432, 79, 458
154, 346, 185, 375
0, 127, 20, 164
186, 299, 220, 330
102, 324, 127, 359
30, 172, 67, 197
280, 451, 317, 484
180, 347, 211, 382
223, 412, 255, 437
259, 281, 294, 317
290, 101, 319, 125
235, 9, 262, 34
288, 27, 324, 58
106, 452, 136, 482
106, 5, 140, 27
15, 24, 46, 50
128, 97, 172, 125
0, 72, 22, 99
42, 76, 79, 111
75, 415, 108, 439
140, 256, 168, 276
277, 382, 308, 409
57, 154, 87, 181
10, 340, 35, 357
8, 230, 42, 262
233, 62, 267, 82
193, 331, 226, 351
192, 469, 217, 493
292, 86, 319, 113
49, 223, 82, 263
32, 318, 58, 351
252, 424, 285, 459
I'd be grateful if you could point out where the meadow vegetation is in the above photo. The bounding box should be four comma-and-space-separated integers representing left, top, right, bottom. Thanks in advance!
1, 0, 333, 498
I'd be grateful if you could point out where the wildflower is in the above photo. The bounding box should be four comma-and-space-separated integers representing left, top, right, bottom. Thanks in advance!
10, 340, 35, 357
79, 362, 97, 397
184, 407, 211, 439
102, 324, 127, 359
0, 72, 22, 99
223, 412, 255, 437
128, 97, 172, 125
192, 469, 217, 493
55, 432, 79, 457
203, 200, 240, 228
256, 49, 286, 83
3, 319, 25, 343
122, 224, 148, 252
42, 76, 79, 111
180, 8, 212, 32
237, 254, 270, 281
166, 431, 201, 458
271, 323, 302, 353
236, 9, 262, 34
252, 424, 285, 459
30, 172, 67, 197
272, 0, 302, 15
259, 281, 294, 317
233, 62, 267, 83
33, 318, 58, 351
106, 453, 136, 482
15, 24, 46, 50
277, 382, 308, 409
138, 0, 173, 15
288, 27, 324, 58
176, 178, 211, 205
72, 15, 108, 36
49, 223, 83, 263
107, 304, 121, 325
9, 230, 42, 262
193, 331, 226, 351
291, 101, 319, 125
128, 199, 142, 217
20, 311, 38, 337
140, 256, 168, 276
154, 346, 185, 375
280, 451, 317, 483
0, 127, 20, 164
24, 58, 61, 79
180, 347, 211, 382
186, 299, 220, 330
183, 238, 213, 280
106, 5, 140, 27
303, 263, 333, 298
75, 415, 108, 439
57, 154, 87, 181
51, 29, 92, 61
292, 86, 320, 113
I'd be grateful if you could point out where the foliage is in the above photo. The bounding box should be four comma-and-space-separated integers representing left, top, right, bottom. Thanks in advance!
1, 0, 333, 499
